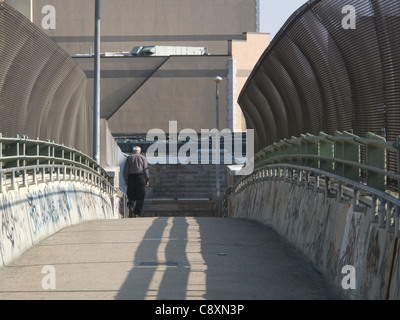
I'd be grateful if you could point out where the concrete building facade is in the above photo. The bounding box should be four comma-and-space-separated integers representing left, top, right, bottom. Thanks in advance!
6, 0, 270, 136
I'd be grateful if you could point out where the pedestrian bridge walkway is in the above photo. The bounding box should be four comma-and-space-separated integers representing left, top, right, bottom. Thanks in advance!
0, 217, 340, 300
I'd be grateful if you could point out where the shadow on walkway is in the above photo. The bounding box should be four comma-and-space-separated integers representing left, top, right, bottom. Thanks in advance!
116, 217, 190, 300
115, 217, 341, 300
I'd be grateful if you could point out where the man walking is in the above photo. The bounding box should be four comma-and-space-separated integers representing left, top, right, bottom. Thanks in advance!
123, 146, 150, 218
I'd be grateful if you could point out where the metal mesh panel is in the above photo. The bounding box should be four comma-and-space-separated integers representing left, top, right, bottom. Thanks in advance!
244, 81, 277, 146
275, 34, 323, 136
373, 0, 400, 183
253, 72, 288, 145
0, 3, 92, 156
239, 0, 400, 172
288, 10, 353, 135
260, 54, 303, 138
313, 0, 386, 138
240, 94, 260, 151
373, 1, 400, 142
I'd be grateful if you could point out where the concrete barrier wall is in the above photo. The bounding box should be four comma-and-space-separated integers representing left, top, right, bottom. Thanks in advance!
0, 181, 118, 267
231, 179, 400, 300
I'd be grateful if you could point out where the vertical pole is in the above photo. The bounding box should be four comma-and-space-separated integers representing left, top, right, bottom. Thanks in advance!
30, 0, 33, 22
214, 76, 222, 216
216, 81, 220, 201
93, 0, 101, 163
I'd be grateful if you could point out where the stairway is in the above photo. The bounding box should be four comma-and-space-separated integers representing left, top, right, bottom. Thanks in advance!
143, 164, 228, 217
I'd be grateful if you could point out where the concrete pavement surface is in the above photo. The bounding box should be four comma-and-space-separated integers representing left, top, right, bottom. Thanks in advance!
0, 217, 341, 300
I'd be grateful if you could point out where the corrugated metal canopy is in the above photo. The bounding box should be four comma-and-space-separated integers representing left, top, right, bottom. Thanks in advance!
239, 0, 400, 153
0, 3, 92, 155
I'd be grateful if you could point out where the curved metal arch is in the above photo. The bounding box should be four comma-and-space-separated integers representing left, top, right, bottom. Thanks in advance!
239, 0, 400, 191
0, 3, 92, 155
370, 0, 400, 141
37, 55, 79, 139
312, 0, 386, 137
259, 53, 303, 138
309, 4, 355, 133
51, 66, 88, 145
61, 77, 89, 149
0, 31, 43, 134
286, 11, 351, 135
239, 96, 261, 152
244, 80, 278, 147
273, 35, 323, 135
252, 71, 289, 142
30, 50, 74, 137
239, 92, 268, 150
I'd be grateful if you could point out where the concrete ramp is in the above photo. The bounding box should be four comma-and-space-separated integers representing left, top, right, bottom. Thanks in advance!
0, 217, 340, 300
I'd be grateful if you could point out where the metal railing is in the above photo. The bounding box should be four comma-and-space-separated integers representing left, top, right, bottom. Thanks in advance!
0, 164, 114, 194
253, 131, 400, 195
0, 134, 116, 196
232, 163, 400, 238
226, 131, 400, 237
0, 134, 109, 176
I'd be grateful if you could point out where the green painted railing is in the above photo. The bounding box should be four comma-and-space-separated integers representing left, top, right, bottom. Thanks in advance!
253, 131, 400, 195
0, 134, 109, 179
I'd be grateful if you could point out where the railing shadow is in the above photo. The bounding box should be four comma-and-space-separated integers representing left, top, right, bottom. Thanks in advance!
115, 217, 189, 300
115, 216, 341, 300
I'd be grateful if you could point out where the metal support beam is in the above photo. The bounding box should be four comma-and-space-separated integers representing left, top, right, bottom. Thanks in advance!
93, 0, 101, 164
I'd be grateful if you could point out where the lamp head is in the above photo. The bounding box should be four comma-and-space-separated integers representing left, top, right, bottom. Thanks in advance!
214, 76, 222, 84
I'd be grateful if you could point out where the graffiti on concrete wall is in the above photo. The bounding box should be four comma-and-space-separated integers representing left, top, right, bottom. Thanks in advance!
0, 181, 116, 266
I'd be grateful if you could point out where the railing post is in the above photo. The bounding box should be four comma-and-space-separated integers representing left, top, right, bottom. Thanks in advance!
300, 135, 307, 167
386, 202, 394, 232
335, 131, 360, 182
303, 133, 318, 169
23, 169, 27, 187
41, 166, 45, 183
395, 206, 400, 238
7, 134, 20, 168
290, 138, 301, 166
0, 133, 2, 171
365, 132, 386, 191
334, 131, 344, 177
20, 136, 26, 167
396, 136, 400, 198
32, 167, 37, 185
319, 132, 334, 173
11, 171, 16, 190
379, 198, 387, 229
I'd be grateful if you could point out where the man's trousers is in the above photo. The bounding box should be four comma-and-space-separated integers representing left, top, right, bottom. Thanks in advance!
127, 174, 146, 217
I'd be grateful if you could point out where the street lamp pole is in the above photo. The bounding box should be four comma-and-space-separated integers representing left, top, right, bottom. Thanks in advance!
214, 76, 222, 204
93, 0, 101, 163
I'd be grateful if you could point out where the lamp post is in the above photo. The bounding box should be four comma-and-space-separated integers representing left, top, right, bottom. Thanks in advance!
93, 0, 101, 163
214, 76, 222, 204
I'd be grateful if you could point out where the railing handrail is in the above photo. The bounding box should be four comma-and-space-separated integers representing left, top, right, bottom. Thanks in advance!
235, 163, 400, 206
0, 163, 116, 196
261, 133, 398, 152
257, 154, 398, 182
232, 163, 400, 238
253, 131, 400, 195
0, 133, 109, 180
